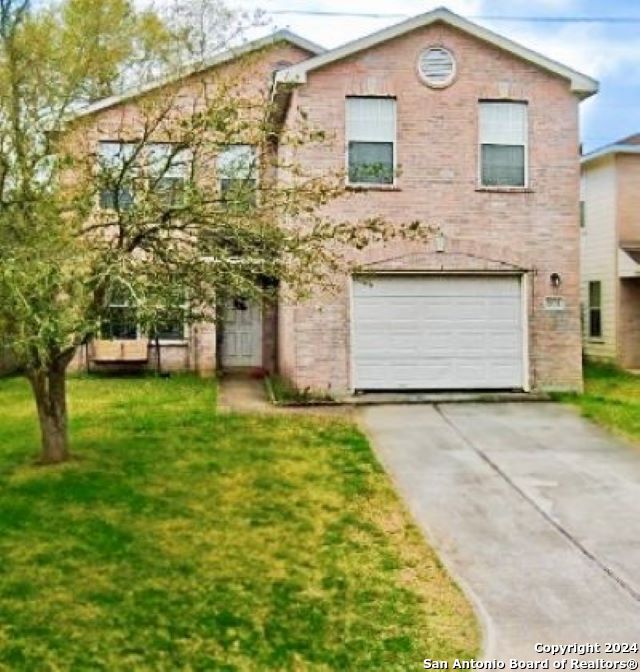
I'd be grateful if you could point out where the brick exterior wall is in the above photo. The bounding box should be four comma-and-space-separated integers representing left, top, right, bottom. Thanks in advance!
68, 321, 216, 375
67, 42, 312, 376
279, 22, 584, 393
67, 24, 587, 389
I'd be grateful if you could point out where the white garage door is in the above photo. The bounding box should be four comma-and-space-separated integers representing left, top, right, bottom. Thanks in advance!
352, 275, 525, 390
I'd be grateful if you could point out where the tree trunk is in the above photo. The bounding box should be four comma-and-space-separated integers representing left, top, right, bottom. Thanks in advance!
28, 361, 71, 464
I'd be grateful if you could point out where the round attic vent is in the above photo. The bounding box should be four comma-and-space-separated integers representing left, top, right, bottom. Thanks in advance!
418, 47, 456, 88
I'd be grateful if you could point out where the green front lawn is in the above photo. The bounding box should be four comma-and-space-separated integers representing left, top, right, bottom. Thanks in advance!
561, 361, 640, 441
0, 375, 479, 670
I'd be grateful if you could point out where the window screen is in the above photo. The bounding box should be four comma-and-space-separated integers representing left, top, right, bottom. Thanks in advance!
479, 102, 527, 187
98, 141, 135, 209
346, 97, 396, 185
217, 145, 257, 209
147, 143, 192, 205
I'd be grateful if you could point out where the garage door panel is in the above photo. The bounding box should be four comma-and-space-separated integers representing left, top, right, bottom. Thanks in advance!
353, 361, 524, 390
441, 301, 486, 320
490, 300, 521, 318
353, 275, 524, 390
355, 364, 523, 390
356, 297, 523, 323
354, 276, 520, 297
355, 299, 420, 321
456, 331, 491, 351
359, 330, 522, 356
489, 332, 522, 351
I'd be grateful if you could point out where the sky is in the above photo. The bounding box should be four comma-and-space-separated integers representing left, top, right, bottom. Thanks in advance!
234, 0, 640, 153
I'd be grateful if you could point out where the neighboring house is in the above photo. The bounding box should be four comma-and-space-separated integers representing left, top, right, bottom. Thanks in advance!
581, 135, 640, 369
70, 7, 598, 394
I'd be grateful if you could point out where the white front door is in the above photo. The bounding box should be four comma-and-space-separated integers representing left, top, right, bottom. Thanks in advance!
352, 275, 524, 390
221, 299, 263, 368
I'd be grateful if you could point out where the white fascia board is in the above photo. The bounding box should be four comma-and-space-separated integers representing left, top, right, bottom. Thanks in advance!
581, 145, 640, 166
275, 7, 598, 99
618, 248, 640, 278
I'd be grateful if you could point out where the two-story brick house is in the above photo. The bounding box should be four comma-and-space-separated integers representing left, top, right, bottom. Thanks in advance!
581, 135, 640, 369
71, 8, 598, 394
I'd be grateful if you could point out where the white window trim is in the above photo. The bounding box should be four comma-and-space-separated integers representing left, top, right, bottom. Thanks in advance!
477, 101, 529, 190
148, 296, 191, 345
102, 300, 191, 345
97, 140, 137, 211
146, 143, 192, 206
97, 141, 194, 210
146, 142, 192, 178
345, 96, 398, 189
217, 144, 260, 205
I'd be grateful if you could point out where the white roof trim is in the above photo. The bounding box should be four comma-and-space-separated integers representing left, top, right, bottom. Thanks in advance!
618, 248, 640, 278
275, 7, 598, 98
70, 30, 325, 121
582, 145, 640, 165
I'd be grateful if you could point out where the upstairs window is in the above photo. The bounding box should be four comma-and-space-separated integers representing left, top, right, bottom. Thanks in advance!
98, 141, 135, 210
346, 97, 396, 185
98, 142, 192, 209
217, 145, 257, 210
479, 102, 528, 187
588, 281, 602, 339
147, 143, 192, 205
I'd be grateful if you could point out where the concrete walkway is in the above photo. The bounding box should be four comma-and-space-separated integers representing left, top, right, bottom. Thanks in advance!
217, 375, 273, 413
359, 403, 640, 659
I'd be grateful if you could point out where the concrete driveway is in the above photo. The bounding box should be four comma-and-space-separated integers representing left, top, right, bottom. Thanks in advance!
359, 403, 640, 659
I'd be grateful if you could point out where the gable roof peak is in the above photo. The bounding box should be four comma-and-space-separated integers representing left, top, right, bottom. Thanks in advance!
275, 6, 598, 99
